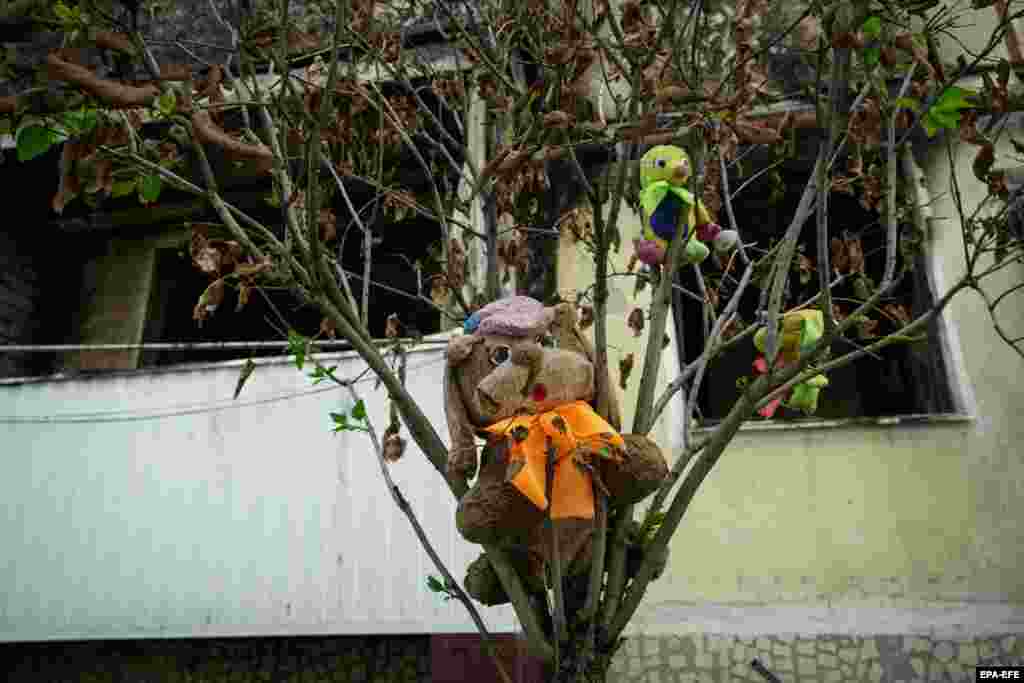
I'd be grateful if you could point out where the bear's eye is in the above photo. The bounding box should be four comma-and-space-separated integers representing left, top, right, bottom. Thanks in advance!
489, 345, 511, 366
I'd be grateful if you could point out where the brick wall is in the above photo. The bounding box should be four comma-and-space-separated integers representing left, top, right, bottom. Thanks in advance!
2, 635, 431, 683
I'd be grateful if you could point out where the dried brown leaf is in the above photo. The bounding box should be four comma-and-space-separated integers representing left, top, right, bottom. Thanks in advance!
830, 237, 850, 275
430, 275, 449, 306
627, 308, 645, 337
846, 237, 865, 273
883, 303, 911, 326
619, 353, 635, 390
320, 317, 338, 339
383, 432, 407, 462
319, 208, 337, 243
385, 313, 402, 339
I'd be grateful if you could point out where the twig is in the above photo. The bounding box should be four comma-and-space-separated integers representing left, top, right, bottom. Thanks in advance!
545, 438, 566, 667
881, 65, 918, 294
345, 385, 512, 683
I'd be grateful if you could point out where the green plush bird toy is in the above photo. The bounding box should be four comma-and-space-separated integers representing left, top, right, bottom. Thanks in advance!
636, 145, 739, 267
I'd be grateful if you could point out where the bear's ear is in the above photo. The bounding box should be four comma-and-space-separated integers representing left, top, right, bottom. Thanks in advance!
550, 303, 622, 431
447, 334, 483, 367
445, 335, 483, 482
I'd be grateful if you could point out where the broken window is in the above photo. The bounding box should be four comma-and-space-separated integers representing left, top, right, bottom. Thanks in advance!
672, 142, 959, 424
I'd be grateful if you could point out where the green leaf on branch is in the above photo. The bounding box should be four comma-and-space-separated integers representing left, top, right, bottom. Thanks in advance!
426, 574, 455, 601
861, 16, 882, 39
308, 364, 338, 385
156, 90, 177, 117
16, 125, 60, 162
288, 329, 309, 369
60, 108, 98, 136
351, 399, 367, 421
233, 358, 257, 400
923, 87, 977, 138
138, 174, 162, 204
111, 180, 135, 198
862, 47, 880, 68
330, 411, 368, 434
895, 97, 921, 113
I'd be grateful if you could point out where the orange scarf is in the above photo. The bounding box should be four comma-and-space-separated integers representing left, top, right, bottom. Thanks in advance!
484, 401, 624, 520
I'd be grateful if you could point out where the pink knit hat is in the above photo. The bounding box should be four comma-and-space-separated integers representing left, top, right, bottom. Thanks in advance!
465, 296, 554, 337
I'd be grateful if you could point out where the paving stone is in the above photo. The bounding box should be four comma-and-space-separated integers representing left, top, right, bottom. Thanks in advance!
869, 661, 884, 682
910, 638, 931, 653
823, 670, 842, 683
959, 643, 978, 664
646, 671, 662, 683
820, 653, 837, 668
696, 652, 712, 668
757, 638, 772, 653
796, 640, 815, 657
935, 642, 955, 662
798, 656, 816, 676
980, 640, 997, 660
861, 638, 880, 660
839, 647, 858, 663
911, 658, 925, 676
1003, 636, 1018, 655
668, 654, 687, 669
707, 636, 727, 654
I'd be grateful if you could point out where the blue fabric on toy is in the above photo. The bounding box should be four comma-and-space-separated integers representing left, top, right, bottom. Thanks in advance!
650, 192, 687, 241
464, 311, 482, 334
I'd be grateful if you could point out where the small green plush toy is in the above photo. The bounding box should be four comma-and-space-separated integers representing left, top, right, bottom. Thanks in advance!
636, 145, 739, 267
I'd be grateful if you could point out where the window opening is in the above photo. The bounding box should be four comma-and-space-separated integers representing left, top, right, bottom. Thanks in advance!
674, 144, 956, 424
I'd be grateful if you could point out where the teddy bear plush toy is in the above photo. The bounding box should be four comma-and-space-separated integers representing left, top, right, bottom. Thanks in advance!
752, 310, 830, 417
635, 144, 740, 267
444, 296, 669, 606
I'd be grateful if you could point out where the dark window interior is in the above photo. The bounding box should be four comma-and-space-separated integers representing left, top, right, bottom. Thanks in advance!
674, 144, 956, 423
140, 205, 444, 368
0, 144, 86, 379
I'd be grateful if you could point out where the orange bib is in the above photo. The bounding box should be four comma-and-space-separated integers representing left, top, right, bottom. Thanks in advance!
484, 401, 624, 519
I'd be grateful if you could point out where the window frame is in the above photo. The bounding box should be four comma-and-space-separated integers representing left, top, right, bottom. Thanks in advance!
670, 136, 975, 433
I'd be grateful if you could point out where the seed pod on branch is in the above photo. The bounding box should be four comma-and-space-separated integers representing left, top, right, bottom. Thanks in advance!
627, 308, 645, 337
619, 353, 635, 390
543, 110, 574, 130
46, 53, 158, 108
191, 110, 273, 174
95, 31, 135, 53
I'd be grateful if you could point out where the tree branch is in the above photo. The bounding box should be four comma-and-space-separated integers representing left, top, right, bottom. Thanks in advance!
345, 385, 512, 683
